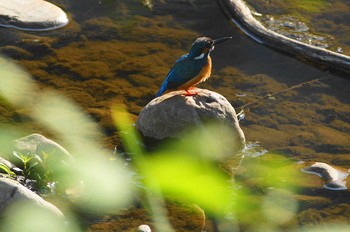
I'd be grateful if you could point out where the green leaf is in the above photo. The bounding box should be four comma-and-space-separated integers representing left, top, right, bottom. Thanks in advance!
28, 161, 39, 172
12, 151, 25, 163
0, 163, 16, 176
112, 106, 143, 157
34, 154, 43, 164
141, 153, 232, 216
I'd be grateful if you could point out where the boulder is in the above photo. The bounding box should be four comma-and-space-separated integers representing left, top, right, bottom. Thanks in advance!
0, 177, 63, 217
0, 157, 16, 170
0, 0, 69, 31
136, 88, 245, 150
12, 133, 74, 168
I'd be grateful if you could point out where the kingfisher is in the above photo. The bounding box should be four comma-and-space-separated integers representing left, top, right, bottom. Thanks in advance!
156, 36, 232, 97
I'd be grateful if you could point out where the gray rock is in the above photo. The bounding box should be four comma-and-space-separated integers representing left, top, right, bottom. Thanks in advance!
0, 157, 16, 170
12, 133, 74, 168
302, 162, 349, 190
0, 0, 69, 31
0, 177, 63, 217
136, 88, 245, 150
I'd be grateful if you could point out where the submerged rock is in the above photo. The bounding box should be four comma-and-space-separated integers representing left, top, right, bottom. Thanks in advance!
302, 162, 349, 190
136, 88, 245, 150
0, 0, 69, 31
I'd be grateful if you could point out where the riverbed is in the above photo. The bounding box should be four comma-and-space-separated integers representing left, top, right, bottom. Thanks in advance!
0, 0, 349, 231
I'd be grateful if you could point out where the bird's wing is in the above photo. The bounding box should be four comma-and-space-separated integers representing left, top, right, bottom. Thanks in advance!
156, 55, 203, 96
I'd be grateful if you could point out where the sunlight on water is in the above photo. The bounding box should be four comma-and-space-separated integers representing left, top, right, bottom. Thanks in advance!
243, 142, 268, 158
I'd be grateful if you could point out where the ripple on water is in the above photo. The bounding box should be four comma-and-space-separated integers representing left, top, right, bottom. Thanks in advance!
243, 141, 269, 158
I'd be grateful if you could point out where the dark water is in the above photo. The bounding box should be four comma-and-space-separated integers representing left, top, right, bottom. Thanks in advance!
0, 0, 350, 231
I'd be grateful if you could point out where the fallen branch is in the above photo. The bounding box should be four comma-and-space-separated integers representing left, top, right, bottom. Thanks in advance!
216, 0, 350, 75
238, 75, 330, 110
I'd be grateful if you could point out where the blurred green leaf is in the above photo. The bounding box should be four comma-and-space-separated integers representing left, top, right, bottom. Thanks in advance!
112, 106, 143, 157
165, 123, 240, 162
60, 156, 134, 212
141, 153, 232, 215
30, 92, 104, 156
0, 57, 36, 106
0, 58, 134, 214
113, 106, 236, 216
262, 189, 298, 225
0, 128, 23, 156
239, 153, 301, 191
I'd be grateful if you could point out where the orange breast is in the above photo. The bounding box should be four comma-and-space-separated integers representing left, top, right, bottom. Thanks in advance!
177, 56, 212, 90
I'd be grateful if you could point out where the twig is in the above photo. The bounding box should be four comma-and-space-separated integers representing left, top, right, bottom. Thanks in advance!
238, 75, 331, 110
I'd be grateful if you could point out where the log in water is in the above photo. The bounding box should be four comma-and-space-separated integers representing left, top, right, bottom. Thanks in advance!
217, 0, 350, 74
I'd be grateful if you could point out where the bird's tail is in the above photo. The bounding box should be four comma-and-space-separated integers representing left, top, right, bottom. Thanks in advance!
156, 82, 168, 97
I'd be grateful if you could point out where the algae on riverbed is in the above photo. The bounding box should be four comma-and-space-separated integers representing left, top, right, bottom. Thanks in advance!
0, 0, 350, 231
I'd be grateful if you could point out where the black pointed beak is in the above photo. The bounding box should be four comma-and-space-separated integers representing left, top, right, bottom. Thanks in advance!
213, 37, 232, 45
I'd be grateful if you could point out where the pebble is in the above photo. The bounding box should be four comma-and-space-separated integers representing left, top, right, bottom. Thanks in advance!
137, 225, 151, 232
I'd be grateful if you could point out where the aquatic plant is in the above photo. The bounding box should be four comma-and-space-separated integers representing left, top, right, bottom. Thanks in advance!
4, 150, 56, 194
12, 151, 38, 182
0, 162, 16, 177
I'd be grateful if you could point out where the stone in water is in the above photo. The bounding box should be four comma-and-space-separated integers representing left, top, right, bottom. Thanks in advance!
0, 0, 69, 31
302, 162, 349, 190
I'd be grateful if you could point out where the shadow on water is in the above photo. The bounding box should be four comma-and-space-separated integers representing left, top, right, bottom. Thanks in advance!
0, 0, 349, 231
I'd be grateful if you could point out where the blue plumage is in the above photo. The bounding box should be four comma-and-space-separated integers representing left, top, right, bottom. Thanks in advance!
156, 36, 232, 97
156, 54, 207, 96
156, 69, 174, 97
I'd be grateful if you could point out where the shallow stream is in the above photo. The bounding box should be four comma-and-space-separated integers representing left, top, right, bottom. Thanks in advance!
0, 0, 349, 231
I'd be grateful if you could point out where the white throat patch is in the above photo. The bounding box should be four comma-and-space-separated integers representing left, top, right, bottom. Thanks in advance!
194, 53, 205, 60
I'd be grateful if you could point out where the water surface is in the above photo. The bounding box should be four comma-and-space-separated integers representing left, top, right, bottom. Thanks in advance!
0, 0, 349, 231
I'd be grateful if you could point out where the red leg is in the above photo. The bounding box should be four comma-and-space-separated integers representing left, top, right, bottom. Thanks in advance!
184, 88, 198, 96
